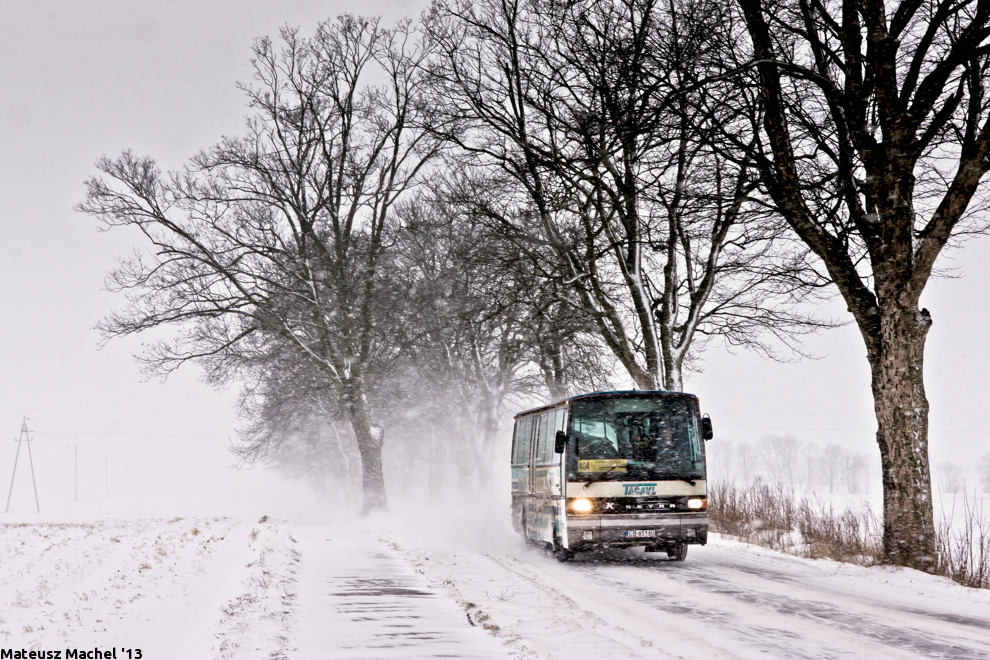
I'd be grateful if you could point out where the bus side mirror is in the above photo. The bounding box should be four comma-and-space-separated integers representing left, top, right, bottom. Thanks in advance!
554, 430, 567, 453
701, 415, 714, 441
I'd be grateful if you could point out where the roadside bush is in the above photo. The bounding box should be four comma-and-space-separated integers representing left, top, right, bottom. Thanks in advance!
935, 493, 990, 589
709, 481, 990, 589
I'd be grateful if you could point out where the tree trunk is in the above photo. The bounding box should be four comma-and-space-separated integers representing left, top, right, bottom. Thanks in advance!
455, 418, 477, 491
345, 387, 388, 515
540, 336, 568, 399
428, 425, 443, 503
867, 303, 936, 570
476, 409, 499, 490
664, 360, 683, 392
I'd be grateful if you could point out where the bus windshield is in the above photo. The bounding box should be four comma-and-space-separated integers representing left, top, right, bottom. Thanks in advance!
567, 395, 705, 482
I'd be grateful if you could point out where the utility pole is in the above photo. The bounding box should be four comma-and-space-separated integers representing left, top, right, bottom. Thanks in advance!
71, 440, 84, 501
62, 441, 93, 503
5, 417, 40, 513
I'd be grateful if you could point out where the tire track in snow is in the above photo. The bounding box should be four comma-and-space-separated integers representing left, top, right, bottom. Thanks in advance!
290, 524, 510, 660
397, 541, 706, 659
582, 561, 976, 659
211, 519, 300, 660
482, 553, 676, 658
555, 547, 990, 659
394, 533, 990, 660
644, 549, 990, 658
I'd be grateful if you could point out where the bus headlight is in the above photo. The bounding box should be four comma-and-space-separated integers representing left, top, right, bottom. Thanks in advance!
570, 498, 593, 513
687, 498, 707, 510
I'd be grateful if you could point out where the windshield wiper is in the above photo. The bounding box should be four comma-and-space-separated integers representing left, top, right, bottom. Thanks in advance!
584, 464, 623, 487
654, 475, 698, 486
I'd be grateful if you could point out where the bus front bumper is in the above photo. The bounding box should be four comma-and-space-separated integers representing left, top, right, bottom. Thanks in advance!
566, 512, 708, 550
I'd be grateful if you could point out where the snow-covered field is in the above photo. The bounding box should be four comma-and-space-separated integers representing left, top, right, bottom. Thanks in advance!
0, 516, 298, 659
3, 512, 990, 659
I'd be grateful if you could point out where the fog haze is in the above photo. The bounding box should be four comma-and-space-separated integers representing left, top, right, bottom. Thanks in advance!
1, 0, 987, 515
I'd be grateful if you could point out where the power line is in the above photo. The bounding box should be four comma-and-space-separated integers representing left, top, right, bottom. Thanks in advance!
32, 430, 227, 439
25, 416, 229, 425
721, 425, 988, 434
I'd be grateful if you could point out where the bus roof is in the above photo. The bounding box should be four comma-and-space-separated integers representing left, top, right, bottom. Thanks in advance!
512, 390, 699, 419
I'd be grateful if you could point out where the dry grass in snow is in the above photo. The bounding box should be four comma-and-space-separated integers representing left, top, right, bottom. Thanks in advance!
709, 480, 990, 588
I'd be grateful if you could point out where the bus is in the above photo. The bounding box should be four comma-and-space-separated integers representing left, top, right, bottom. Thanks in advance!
510, 390, 713, 562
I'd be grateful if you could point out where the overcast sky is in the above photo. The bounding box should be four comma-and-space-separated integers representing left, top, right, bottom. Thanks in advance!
1, 0, 987, 513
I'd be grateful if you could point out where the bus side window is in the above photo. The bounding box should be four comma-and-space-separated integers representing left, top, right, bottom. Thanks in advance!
540, 412, 555, 464
513, 417, 532, 466
533, 414, 547, 465
527, 416, 539, 466
509, 419, 522, 465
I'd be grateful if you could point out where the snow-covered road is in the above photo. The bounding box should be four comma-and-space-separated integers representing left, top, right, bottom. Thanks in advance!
392, 529, 990, 659
3, 516, 990, 658
291, 524, 509, 659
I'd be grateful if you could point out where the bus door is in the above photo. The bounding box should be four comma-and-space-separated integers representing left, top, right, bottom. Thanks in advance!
524, 413, 544, 541
551, 409, 568, 546
529, 409, 566, 544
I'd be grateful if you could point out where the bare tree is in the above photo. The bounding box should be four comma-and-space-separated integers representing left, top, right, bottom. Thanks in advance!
736, 441, 757, 483
709, 439, 736, 482
425, 0, 829, 391
822, 443, 844, 495
759, 434, 802, 487
231, 339, 365, 508
845, 452, 869, 494
434, 168, 618, 396
936, 462, 965, 495
389, 195, 538, 489
737, 0, 990, 569
238, 388, 363, 508
79, 17, 440, 514
801, 441, 820, 492
390, 186, 617, 488
979, 454, 990, 493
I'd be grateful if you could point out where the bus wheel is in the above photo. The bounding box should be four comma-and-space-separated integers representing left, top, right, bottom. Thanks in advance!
667, 543, 688, 562
553, 535, 572, 562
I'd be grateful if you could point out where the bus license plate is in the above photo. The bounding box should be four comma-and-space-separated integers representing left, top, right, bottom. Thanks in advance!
624, 529, 656, 538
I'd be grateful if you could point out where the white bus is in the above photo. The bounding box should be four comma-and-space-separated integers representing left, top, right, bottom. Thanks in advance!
510, 390, 713, 561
